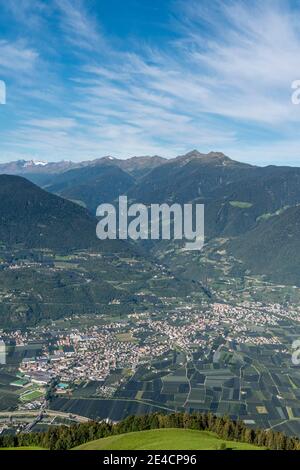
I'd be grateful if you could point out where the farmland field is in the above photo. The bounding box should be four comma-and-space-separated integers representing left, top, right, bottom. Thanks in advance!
20, 389, 44, 402
50, 397, 172, 421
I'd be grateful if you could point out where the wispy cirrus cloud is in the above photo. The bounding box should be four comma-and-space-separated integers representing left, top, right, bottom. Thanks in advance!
1, 0, 300, 164
174, 0, 300, 125
25, 118, 78, 130
54, 0, 105, 51
0, 40, 38, 74
2, 0, 49, 29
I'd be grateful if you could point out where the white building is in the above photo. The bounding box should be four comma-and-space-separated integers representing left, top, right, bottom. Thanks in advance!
0, 340, 6, 365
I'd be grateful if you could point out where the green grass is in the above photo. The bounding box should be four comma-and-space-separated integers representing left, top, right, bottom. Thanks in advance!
256, 205, 290, 222
20, 389, 44, 402
115, 332, 137, 343
229, 201, 253, 209
73, 428, 263, 450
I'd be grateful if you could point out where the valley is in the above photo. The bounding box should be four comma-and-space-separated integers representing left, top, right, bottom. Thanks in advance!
1, 292, 300, 438
2, 0, 300, 453
1, 151, 300, 442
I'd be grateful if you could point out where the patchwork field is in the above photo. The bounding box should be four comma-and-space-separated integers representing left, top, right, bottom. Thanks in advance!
48, 329, 300, 439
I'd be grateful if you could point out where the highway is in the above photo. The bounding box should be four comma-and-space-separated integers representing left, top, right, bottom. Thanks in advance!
0, 409, 90, 423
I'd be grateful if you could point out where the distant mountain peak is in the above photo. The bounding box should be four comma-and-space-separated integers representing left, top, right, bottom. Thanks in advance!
0, 159, 76, 175
184, 149, 226, 158
176, 150, 230, 165
184, 149, 204, 157
207, 151, 227, 158
23, 160, 48, 167
99, 156, 116, 162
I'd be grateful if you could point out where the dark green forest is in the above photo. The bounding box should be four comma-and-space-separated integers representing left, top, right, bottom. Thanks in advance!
0, 411, 298, 450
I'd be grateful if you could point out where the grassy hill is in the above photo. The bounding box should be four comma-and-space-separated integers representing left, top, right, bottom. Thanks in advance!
73, 428, 263, 450
0, 429, 262, 451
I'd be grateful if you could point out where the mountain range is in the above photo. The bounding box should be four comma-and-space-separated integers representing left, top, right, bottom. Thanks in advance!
0, 149, 300, 291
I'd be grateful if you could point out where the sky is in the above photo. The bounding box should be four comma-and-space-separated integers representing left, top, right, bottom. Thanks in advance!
1, 0, 300, 165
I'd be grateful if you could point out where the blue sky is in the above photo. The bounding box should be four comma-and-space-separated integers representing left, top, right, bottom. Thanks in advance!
1, 0, 300, 165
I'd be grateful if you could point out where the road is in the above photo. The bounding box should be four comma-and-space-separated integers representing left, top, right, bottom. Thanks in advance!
0, 409, 90, 423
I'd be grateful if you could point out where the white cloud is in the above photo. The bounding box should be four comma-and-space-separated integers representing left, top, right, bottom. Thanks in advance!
0, 40, 38, 74
64, 0, 300, 163
2, 0, 300, 164
173, 0, 300, 125
54, 0, 105, 51
25, 118, 78, 130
